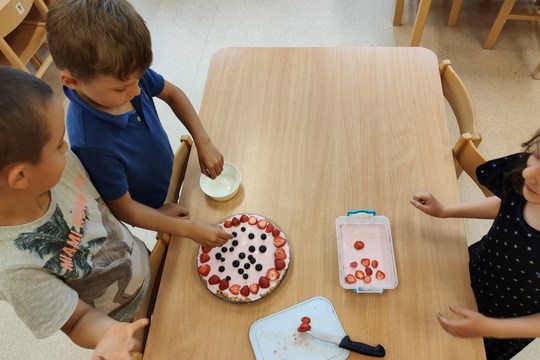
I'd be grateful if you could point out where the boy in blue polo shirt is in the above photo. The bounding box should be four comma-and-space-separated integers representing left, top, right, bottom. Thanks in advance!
46, 0, 232, 248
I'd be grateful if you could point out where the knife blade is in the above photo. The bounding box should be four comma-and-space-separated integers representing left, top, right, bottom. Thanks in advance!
305, 330, 385, 357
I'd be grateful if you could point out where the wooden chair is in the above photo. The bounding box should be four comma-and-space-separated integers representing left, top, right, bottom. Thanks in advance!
439, 60, 484, 178
0, 0, 53, 78
453, 133, 494, 197
131, 135, 193, 358
393, 0, 433, 46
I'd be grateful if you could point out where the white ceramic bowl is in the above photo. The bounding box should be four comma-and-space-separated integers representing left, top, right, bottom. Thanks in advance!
199, 162, 241, 201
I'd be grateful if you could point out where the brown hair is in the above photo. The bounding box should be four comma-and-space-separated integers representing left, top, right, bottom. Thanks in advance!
0, 66, 54, 169
46, 0, 153, 81
502, 129, 540, 194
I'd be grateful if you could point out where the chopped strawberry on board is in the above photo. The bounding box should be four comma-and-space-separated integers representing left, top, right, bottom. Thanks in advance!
301, 317, 311, 324
345, 274, 356, 284
365, 267, 373, 276
376, 270, 386, 280
363, 275, 372, 284
273, 235, 286, 248
371, 260, 379, 268
198, 264, 210, 277
297, 323, 311, 332
355, 270, 365, 280
354, 241, 365, 250
350, 261, 358, 268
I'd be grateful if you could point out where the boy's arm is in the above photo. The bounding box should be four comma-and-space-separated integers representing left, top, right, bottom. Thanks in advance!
410, 192, 501, 219
157, 80, 224, 179
62, 299, 148, 359
436, 305, 540, 339
107, 192, 232, 247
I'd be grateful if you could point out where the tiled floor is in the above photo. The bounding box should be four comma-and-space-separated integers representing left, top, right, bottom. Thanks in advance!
1, 0, 539, 358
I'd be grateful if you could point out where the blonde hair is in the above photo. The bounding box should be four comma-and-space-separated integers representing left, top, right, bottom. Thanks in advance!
46, 0, 152, 81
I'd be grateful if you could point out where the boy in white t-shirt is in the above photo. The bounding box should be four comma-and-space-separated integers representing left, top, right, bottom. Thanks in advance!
0, 66, 148, 359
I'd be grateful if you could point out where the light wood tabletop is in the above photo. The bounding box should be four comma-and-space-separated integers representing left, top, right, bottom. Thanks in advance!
143, 47, 486, 359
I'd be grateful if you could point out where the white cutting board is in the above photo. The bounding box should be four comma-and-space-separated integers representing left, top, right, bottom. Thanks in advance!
249, 297, 349, 360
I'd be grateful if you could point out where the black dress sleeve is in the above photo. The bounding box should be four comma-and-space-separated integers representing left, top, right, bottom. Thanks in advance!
475, 153, 527, 199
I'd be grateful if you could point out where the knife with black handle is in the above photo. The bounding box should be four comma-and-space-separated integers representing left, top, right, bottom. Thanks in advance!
306, 330, 385, 357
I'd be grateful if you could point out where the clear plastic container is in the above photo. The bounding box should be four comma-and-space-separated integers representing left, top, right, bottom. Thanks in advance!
336, 210, 398, 293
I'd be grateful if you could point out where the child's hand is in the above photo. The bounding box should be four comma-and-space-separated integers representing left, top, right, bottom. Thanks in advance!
436, 305, 489, 338
410, 192, 446, 218
158, 203, 190, 219
92, 318, 149, 360
197, 141, 224, 179
189, 220, 233, 247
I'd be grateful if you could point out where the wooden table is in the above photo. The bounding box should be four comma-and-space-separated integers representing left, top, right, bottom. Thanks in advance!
144, 47, 485, 359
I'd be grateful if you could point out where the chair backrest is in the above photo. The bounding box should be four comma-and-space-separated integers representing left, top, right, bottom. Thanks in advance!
132, 135, 193, 356
453, 133, 494, 197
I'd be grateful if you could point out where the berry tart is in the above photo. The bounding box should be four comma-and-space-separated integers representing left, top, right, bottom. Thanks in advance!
197, 213, 291, 303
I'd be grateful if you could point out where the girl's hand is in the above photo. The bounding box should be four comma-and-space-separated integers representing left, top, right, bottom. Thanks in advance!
92, 318, 149, 360
436, 306, 489, 338
410, 192, 446, 218
188, 220, 233, 247
197, 141, 224, 179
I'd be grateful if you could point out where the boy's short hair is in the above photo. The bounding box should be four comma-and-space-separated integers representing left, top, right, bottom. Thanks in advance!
46, 0, 153, 81
0, 66, 54, 169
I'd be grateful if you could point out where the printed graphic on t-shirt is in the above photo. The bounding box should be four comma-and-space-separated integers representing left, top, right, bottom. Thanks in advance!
12, 174, 141, 309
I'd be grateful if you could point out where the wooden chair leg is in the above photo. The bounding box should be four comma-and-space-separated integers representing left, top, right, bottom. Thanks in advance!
410, 0, 432, 46
393, 0, 405, 26
533, 62, 540, 80
448, 0, 463, 26
483, 0, 516, 49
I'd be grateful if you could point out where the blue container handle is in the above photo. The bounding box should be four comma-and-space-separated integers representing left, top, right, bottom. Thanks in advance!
347, 209, 376, 216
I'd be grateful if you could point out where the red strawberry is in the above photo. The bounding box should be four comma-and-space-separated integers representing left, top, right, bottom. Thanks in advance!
350, 261, 358, 268
376, 270, 386, 280
224, 220, 232, 228
219, 278, 229, 291
257, 220, 268, 229
265, 223, 275, 233
301, 317, 311, 324
229, 284, 241, 295
363, 275, 372, 284
197, 264, 210, 277
200, 253, 210, 263
267, 268, 280, 281
273, 235, 286, 248
297, 323, 311, 332
231, 217, 241, 226
240, 285, 250, 297
365, 267, 373, 276
248, 216, 258, 225
354, 241, 365, 250
201, 245, 212, 254
259, 276, 270, 289
371, 260, 379, 268
240, 214, 249, 223
360, 258, 370, 267
345, 274, 357, 284
208, 274, 220, 285
272, 228, 281, 237
274, 259, 286, 270
274, 248, 287, 260
355, 270, 365, 280
249, 283, 260, 294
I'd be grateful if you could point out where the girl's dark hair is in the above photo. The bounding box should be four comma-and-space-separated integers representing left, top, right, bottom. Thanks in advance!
0, 66, 54, 169
502, 129, 540, 194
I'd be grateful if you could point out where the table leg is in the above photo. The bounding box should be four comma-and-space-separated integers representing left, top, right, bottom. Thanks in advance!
448, 0, 463, 26
410, 0, 432, 46
483, 0, 516, 49
533, 62, 540, 80
393, 0, 405, 26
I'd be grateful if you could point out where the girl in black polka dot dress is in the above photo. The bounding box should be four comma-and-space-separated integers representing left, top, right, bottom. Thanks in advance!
410, 130, 540, 360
